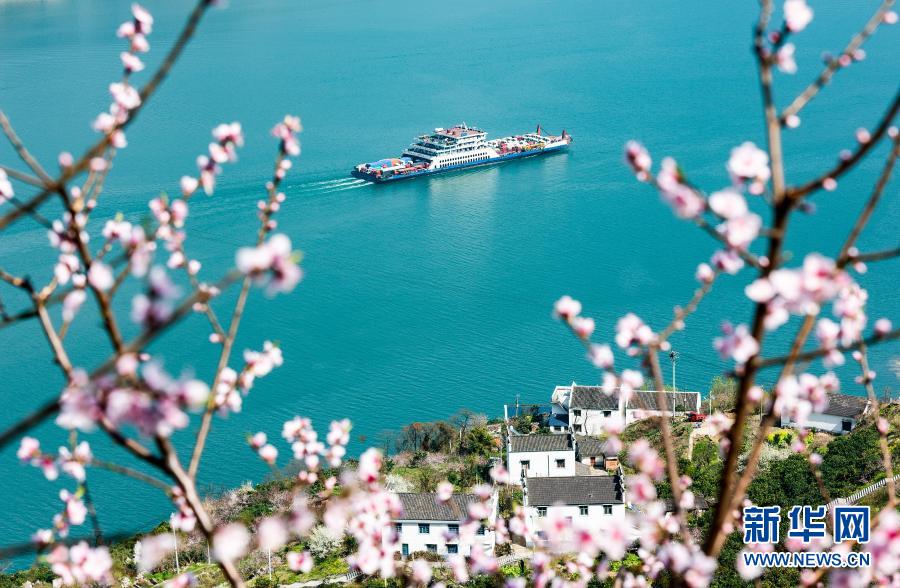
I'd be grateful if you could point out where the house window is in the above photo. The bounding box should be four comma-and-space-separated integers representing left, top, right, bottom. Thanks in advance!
419, 523, 430, 534
537, 507, 547, 517
394, 523, 402, 535
603, 505, 613, 515
448, 524, 459, 535
426, 544, 437, 553
447, 544, 458, 554
521, 460, 530, 472
842, 419, 852, 432
575, 424, 583, 433
477, 525, 486, 535
402, 543, 409, 556
556, 459, 565, 468
603, 411, 611, 417
573, 409, 582, 417
579, 505, 588, 516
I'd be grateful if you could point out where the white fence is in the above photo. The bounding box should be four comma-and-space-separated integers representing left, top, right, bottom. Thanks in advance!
825, 473, 900, 511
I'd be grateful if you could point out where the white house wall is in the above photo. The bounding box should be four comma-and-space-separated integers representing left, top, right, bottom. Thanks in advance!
508, 449, 576, 485
393, 520, 495, 557
523, 503, 627, 547
781, 412, 856, 434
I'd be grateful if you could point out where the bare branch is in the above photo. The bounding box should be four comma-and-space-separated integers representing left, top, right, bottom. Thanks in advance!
0, 111, 53, 185
786, 91, 900, 199
780, 0, 896, 125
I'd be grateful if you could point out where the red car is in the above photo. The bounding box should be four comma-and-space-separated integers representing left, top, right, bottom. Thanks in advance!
687, 411, 707, 423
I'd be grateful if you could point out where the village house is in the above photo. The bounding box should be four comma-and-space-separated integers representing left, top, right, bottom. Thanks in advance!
780, 391, 871, 434
522, 474, 626, 547
506, 433, 576, 484
551, 383, 702, 435
393, 492, 497, 558
574, 434, 619, 471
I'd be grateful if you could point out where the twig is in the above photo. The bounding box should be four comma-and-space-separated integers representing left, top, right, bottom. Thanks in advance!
856, 343, 896, 507
786, 91, 900, 199
754, 328, 900, 369
0, 111, 53, 185
658, 270, 720, 342
0, 164, 44, 188
92, 459, 172, 494
0, 0, 215, 232
853, 246, 900, 264
188, 151, 288, 480
780, 0, 896, 125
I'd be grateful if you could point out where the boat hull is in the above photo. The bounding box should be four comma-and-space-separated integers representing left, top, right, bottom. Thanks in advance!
351, 143, 569, 183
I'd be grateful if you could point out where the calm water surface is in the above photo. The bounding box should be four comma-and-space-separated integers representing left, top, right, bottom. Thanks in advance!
0, 0, 897, 552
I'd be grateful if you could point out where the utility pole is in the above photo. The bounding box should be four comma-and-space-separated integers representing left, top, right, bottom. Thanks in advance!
669, 351, 679, 391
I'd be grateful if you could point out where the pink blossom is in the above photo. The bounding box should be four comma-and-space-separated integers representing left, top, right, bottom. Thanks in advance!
775, 43, 797, 74
436, 481, 454, 504
213, 523, 250, 562
249, 431, 267, 449
258, 444, 278, 464
87, 262, 114, 291
695, 262, 715, 283
257, 516, 288, 550
629, 440, 664, 480
56, 371, 100, 432
727, 142, 770, 192
624, 140, 652, 180
0, 169, 13, 203
553, 295, 582, 319
272, 115, 302, 156
587, 343, 614, 369
571, 316, 595, 338
410, 559, 432, 585
884, 10, 898, 24
243, 340, 283, 377
180, 175, 199, 197
60, 489, 87, 527
784, 0, 813, 32
358, 447, 383, 485
620, 369, 644, 394
120, 51, 144, 73
719, 212, 762, 249
656, 158, 704, 219
874, 317, 892, 336
288, 550, 314, 573
59, 441, 93, 482
615, 312, 654, 349
109, 82, 141, 110
708, 189, 748, 219
236, 233, 303, 295
136, 533, 176, 572
627, 473, 657, 504
711, 249, 745, 274
714, 321, 759, 364
17, 436, 41, 462
48, 541, 113, 586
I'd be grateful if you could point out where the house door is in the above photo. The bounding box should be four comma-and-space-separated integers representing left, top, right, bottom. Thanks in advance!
841, 419, 852, 432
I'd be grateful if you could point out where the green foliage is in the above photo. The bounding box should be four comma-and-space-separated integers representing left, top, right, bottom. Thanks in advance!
235, 498, 276, 525
766, 430, 794, 447
821, 425, 887, 497
684, 437, 723, 502
498, 485, 523, 518
748, 453, 822, 508
463, 426, 496, 457
708, 376, 738, 412
0, 564, 55, 588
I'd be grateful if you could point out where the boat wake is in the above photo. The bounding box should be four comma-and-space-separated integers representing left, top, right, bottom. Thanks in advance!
294, 177, 369, 194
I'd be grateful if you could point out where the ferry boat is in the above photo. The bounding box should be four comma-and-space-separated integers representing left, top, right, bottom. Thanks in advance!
351, 123, 571, 182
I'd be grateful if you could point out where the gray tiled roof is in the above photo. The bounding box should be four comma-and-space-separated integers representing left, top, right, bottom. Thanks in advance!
822, 393, 869, 418
510, 434, 572, 453
396, 493, 476, 521
574, 435, 614, 457
525, 476, 623, 506
570, 386, 619, 410
628, 391, 700, 411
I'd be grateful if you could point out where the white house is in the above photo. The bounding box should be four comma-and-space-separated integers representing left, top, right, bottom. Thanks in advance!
507, 433, 576, 484
393, 492, 497, 558
522, 474, 626, 547
553, 384, 702, 435
780, 392, 870, 434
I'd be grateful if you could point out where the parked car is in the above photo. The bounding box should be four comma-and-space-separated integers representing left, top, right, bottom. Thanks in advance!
687, 411, 707, 423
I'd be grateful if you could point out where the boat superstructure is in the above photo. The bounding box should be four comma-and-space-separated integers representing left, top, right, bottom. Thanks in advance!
351, 123, 571, 182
